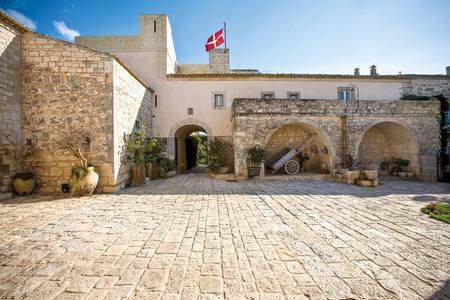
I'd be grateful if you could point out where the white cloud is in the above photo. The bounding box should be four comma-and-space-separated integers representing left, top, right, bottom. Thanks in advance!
53, 20, 79, 41
3, 9, 36, 31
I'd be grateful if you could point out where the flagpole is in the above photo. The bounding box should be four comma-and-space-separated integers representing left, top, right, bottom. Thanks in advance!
223, 21, 227, 49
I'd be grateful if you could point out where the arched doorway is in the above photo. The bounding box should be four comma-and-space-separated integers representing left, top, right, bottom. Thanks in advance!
265, 123, 333, 174
357, 121, 419, 174
175, 125, 208, 172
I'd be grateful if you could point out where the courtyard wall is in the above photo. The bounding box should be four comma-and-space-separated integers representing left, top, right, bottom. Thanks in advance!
21, 32, 152, 193
232, 99, 440, 181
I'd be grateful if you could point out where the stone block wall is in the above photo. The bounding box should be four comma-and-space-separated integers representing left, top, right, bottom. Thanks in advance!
232, 99, 440, 180
402, 77, 450, 98
113, 61, 152, 191
0, 20, 22, 193
21, 32, 152, 193
21, 33, 115, 193
209, 48, 230, 73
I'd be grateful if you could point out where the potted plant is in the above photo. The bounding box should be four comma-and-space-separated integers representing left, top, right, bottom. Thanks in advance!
159, 158, 177, 178
207, 139, 232, 174
247, 145, 266, 178
60, 128, 99, 196
11, 140, 38, 195
144, 138, 163, 179
391, 157, 410, 177
126, 127, 147, 186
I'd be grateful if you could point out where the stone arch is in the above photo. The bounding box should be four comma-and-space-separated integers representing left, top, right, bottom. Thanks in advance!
168, 119, 212, 172
356, 121, 419, 175
264, 122, 334, 174
168, 118, 213, 138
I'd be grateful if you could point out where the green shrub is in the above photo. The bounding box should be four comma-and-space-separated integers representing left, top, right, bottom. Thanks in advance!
391, 157, 410, 172
247, 145, 266, 167
208, 139, 232, 172
126, 127, 147, 165
159, 158, 176, 178
144, 138, 164, 163
421, 203, 450, 224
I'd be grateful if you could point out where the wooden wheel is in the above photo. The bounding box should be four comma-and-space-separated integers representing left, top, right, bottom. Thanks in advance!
284, 160, 300, 175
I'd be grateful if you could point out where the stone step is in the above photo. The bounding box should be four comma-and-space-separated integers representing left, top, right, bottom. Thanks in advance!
0, 192, 13, 201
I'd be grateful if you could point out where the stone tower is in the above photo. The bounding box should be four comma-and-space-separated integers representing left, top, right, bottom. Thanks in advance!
209, 48, 230, 73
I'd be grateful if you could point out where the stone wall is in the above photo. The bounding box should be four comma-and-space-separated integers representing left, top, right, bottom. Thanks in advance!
0, 19, 22, 193
112, 60, 152, 191
232, 99, 440, 181
402, 77, 450, 98
21, 32, 152, 193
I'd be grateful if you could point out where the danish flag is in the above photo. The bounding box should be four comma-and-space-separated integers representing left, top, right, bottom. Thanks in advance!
205, 28, 225, 51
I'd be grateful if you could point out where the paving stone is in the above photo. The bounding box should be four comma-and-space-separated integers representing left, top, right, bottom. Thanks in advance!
0, 174, 448, 299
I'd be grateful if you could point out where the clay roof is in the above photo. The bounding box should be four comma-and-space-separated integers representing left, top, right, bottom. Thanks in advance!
0, 10, 31, 33
167, 73, 450, 80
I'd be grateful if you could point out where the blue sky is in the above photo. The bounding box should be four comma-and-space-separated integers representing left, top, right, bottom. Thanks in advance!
2, 0, 450, 74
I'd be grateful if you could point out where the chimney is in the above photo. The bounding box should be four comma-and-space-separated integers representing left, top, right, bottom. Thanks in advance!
354, 68, 360, 76
370, 65, 377, 76
209, 48, 230, 73
446, 66, 450, 76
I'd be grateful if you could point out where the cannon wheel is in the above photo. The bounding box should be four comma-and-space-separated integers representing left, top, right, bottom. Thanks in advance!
284, 160, 300, 175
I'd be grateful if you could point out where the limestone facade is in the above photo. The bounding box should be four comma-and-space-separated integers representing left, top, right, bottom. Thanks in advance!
0, 17, 24, 193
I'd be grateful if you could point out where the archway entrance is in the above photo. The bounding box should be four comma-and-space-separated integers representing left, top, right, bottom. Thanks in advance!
265, 123, 333, 175
175, 125, 208, 172
357, 122, 419, 174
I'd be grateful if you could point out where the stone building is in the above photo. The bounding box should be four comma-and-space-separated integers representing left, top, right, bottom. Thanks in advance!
0, 12, 449, 196
0, 12, 152, 196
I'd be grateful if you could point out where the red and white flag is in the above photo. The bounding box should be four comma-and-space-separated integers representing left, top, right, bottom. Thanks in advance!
205, 28, 224, 51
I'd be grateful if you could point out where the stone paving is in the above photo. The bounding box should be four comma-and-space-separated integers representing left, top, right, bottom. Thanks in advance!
0, 175, 449, 300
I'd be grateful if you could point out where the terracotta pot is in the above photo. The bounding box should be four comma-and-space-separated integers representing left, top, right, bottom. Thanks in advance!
150, 162, 160, 179
12, 173, 36, 195
145, 162, 153, 178
131, 164, 146, 186
70, 167, 99, 196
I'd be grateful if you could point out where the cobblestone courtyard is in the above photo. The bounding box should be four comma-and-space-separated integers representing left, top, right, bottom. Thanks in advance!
0, 175, 449, 300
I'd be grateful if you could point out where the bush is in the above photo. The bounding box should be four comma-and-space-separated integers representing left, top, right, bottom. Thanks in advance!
391, 157, 410, 172
208, 139, 232, 172
421, 202, 450, 224
126, 127, 147, 165
144, 138, 164, 163
247, 145, 266, 167
159, 158, 176, 178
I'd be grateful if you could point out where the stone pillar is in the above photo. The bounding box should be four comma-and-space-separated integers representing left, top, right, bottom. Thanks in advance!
370, 65, 377, 76
354, 68, 360, 76
209, 48, 230, 73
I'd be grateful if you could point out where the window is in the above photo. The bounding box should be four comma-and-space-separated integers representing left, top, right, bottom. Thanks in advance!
187, 107, 193, 115
287, 92, 300, 100
213, 94, 225, 109
154, 20, 157, 33
261, 92, 275, 100
337, 87, 355, 101
154, 94, 158, 107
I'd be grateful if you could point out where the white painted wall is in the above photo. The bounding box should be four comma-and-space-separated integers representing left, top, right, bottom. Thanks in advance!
157, 78, 403, 137
76, 14, 405, 139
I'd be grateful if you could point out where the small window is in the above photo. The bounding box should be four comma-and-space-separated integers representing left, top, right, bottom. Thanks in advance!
287, 92, 300, 100
154, 20, 157, 33
154, 94, 158, 107
261, 92, 275, 100
187, 108, 193, 115
337, 87, 355, 101
214, 94, 225, 109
